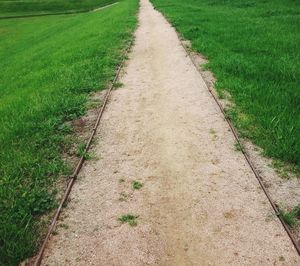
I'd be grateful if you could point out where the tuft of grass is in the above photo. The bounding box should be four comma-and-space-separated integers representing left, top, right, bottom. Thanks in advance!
209, 128, 217, 140
272, 160, 298, 179
294, 204, 300, 219
151, 0, 300, 173
76, 143, 88, 157
0, 0, 138, 265
87, 98, 102, 109
118, 214, 138, 226
209, 128, 216, 135
59, 223, 69, 230
51, 230, 59, 236
278, 205, 300, 227
234, 142, 243, 152
279, 210, 298, 227
279, 256, 285, 262
76, 143, 92, 160
132, 180, 143, 190
113, 81, 124, 89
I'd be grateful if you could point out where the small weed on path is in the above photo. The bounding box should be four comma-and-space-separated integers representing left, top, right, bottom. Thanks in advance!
209, 128, 217, 140
132, 181, 143, 190
118, 214, 138, 226
279, 256, 285, 262
209, 128, 216, 135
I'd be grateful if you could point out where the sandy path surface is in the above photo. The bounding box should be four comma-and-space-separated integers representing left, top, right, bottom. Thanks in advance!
42, 0, 300, 265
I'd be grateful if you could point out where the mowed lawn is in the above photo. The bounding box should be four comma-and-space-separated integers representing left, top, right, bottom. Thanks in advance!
0, 0, 138, 264
151, 0, 300, 172
0, 0, 117, 17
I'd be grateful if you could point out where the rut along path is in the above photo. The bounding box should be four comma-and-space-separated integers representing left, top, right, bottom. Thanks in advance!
42, 0, 300, 265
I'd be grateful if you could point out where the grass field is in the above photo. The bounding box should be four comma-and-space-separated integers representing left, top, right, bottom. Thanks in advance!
0, 0, 117, 17
0, 0, 138, 264
151, 0, 300, 173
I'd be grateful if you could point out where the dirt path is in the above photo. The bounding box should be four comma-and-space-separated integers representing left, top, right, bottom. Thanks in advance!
42, 0, 300, 265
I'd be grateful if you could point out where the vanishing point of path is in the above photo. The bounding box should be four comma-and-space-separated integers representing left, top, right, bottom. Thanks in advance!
42, 0, 300, 265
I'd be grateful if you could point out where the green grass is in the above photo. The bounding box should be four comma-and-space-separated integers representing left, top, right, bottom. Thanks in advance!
76, 142, 92, 160
132, 180, 143, 189
151, 0, 300, 172
0, 0, 138, 264
279, 204, 300, 227
118, 214, 138, 226
0, 0, 117, 17
234, 142, 243, 152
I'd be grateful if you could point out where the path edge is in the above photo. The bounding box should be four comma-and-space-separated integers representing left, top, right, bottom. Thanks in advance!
32, 36, 137, 266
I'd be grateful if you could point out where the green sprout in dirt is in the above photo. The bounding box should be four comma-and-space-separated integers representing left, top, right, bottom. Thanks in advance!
272, 160, 298, 179
87, 98, 102, 109
278, 204, 300, 227
76, 143, 94, 160
59, 223, 69, 230
209, 128, 217, 140
52, 230, 59, 236
209, 128, 216, 135
234, 142, 243, 152
132, 180, 143, 190
76, 143, 92, 160
118, 214, 138, 226
113, 81, 124, 89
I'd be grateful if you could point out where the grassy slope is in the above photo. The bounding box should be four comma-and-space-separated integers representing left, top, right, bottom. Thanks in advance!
151, 0, 300, 172
0, 0, 116, 17
0, 0, 138, 264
